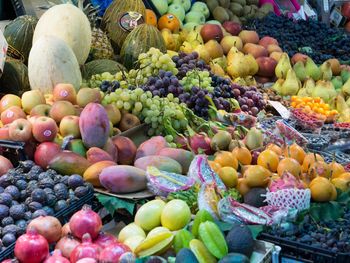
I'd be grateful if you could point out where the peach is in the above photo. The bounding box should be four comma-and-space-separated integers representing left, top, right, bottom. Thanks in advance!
291, 53, 309, 64
267, 44, 282, 54
112, 136, 137, 165
220, 36, 243, 54
0, 94, 22, 113
53, 83, 77, 104
59, 115, 81, 138
49, 101, 76, 123
30, 104, 51, 117
1, 106, 26, 125
270, 51, 283, 62
238, 30, 259, 44
256, 57, 278, 77
0, 156, 13, 176
259, 36, 278, 48
76, 88, 102, 108
21, 90, 46, 114
0, 125, 10, 140
32, 117, 58, 142
8, 118, 32, 142
243, 43, 268, 58
104, 104, 121, 126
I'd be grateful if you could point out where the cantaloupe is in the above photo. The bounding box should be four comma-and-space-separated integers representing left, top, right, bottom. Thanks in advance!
32, 4, 91, 65
28, 36, 82, 94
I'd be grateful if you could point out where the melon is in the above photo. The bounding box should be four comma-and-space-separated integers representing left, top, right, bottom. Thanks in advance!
33, 4, 91, 65
102, 0, 146, 51
81, 59, 126, 80
120, 24, 166, 69
28, 36, 82, 94
0, 59, 30, 96
4, 15, 38, 63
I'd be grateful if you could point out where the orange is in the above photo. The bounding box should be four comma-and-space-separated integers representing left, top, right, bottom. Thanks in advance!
283, 143, 306, 164
158, 14, 180, 33
277, 158, 301, 178
257, 149, 279, 172
218, 167, 238, 188
232, 147, 252, 165
208, 161, 221, 173
146, 9, 157, 27
302, 153, 324, 173
214, 151, 238, 170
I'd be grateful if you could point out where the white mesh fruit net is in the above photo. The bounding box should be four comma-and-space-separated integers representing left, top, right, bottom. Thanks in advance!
265, 188, 311, 211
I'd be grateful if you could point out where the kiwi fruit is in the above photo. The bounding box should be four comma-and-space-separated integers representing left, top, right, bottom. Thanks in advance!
226, 9, 235, 20
230, 3, 243, 16
213, 6, 230, 23
243, 5, 253, 16
219, 0, 230, 8
235, 0, 246, 5
231, 15, 242, 24
246, 0, 259, 5
206, 0, 219, 13
260, 3, 274, 14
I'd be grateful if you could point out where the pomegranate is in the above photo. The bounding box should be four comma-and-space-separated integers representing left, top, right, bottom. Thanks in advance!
99, 242, 131, 263
61, 223, 71, 237
94, 232, 118, 249
69, 205, 102, 239
28, 216, 62, 244
44, 250, 70, 263
14, 228, 49, 263
55, 235, 81, 259
76, 259, 97, 263
70, 234, 101, 263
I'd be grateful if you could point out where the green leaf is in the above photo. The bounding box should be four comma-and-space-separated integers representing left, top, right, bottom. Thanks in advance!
96, 194, 136, 216
216, 221, 233, 232
309, 201, 344, 222
247, 225, 263, 239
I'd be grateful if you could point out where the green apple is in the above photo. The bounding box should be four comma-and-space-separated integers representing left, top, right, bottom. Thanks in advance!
173, 0, 191, 12
151, 0, 168, 15
183, 22, 199, 31
206, 20, 221, 25
185, 11, 205, 25
191, 2, 210, 19
167, 0, 172, 4
168, 3, 185, 21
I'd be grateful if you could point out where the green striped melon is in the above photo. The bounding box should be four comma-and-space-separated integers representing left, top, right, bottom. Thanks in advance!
81, 59, 126, 80
0, 59, 30, 96
120, 24, 166, 69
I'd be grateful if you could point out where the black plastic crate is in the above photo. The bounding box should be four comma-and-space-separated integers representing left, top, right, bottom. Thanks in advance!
259, 233, 350, 263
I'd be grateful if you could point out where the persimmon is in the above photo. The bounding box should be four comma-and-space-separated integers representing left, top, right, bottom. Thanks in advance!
283, 143, 305, 164
214, 151, 238, 170
302, 153, 324, 173
208, 161, 221, 173
232, 147, 252, 165
277, 158, 301, 178
257, 149, 279, 172
266, 143, 282, 156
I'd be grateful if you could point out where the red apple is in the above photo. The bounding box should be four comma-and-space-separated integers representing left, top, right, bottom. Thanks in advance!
256, 57, 278, 77
53, 83, 77, 104
222, 21, 242, 36
32, 117, 58, 142
1, 106, 26, 125
8, 118, 33, 142
0, 94, 22, 113
0, 125, 10, 140
34, 142, 62, 168
59, 115, 81, 138
0, 156, 13, 176
49, 101, 76, 123
200, 24, 223, 43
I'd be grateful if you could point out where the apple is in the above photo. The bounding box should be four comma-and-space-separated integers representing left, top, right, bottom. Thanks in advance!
32, 117, 58, 142
0, 94, 22, 113
173, 0, 191, 12
8, 118, 33, 142
0, 156, 13, 176
45, 94, 54, 105
34, 142, 62, 168
21, 90, 46, 114
59, 115, 81, 138
259, 36, 278, 48
151, 0, 168, 15
185, 11, 205, 25
30, 104, 51, 117
76, 88, 102, 108
104, 104, 121, 125
206, 20, 221, 25
191, 2, 210, 19
200, 24, 223, 43
168, 4, 185, 21
1, 106, 27, 125
222, 21, 242, 36
53, 83, 77, 104
0, 125, 10, 140
256, 57, 278, 77
221, 36, 243, 54
183, 22, 199, 31
49, 101, 76, 123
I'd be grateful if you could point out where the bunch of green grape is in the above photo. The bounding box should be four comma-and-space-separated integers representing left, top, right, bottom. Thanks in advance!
180, 69, 213, 92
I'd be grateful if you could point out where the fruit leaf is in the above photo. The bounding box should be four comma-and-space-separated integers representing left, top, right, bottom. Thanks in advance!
96, 194, 136, 216
247, 225, 263, 239
309, 201, 344, 222
216, 221, 233, 232
336, 189, 350, 205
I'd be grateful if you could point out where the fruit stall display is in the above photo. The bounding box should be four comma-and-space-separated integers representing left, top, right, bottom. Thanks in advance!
1, 0, 350, 262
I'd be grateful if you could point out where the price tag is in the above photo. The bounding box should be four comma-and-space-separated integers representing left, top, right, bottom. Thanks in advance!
0, 29, 8, 74
268, 100, 290, 119
323, 0, 329, 12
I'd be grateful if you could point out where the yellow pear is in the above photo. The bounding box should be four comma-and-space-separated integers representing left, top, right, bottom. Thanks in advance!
185, 30, 204, 47
193, 45, 210, 64
227, 46, 241, 61
161, 29, 176, 51
172, 34, 182, 51
179, 41, 194, 53
303, 78, 316, 95
167, 50, 178, 57
227, 52, 250, 78
272, 79, 284, 94
245, 54, 259, 76
280, 69, 300, 96
210, 63, 225, 77
275, 53, 292, 79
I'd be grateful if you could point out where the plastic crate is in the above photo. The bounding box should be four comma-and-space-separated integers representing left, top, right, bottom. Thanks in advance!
259, 233, 350, 263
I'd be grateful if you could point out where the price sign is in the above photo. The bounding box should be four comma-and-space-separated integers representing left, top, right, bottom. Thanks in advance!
268, 100, 290, 119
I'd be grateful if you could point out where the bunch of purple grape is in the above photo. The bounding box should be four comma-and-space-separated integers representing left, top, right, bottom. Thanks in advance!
179, 87, 210, 119
211, 75, 236, 99
234, 85, 266, 116
140, 70, 184, 97
172, 52, 210, 79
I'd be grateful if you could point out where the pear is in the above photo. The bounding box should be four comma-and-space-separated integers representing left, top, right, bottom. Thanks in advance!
227, 52, 250, 78
320, 61, 333, 81
280, 69, 300, 96
179, 41, 194, 53
335, 94, 348, 113
331, 76, 343, 91
244, 127, 263, 150
305, 57, 321, 81
341, 78, 350, 97
272, 79, 284, 94
293, 61, 307, 82
161, 29, 176, 50
312, 80, 337, 103
245, 54, 259, 76
341, 68, 350, 83
193, 45, 210, 63
185, 31, 204, 47
210, 62, 225, 77
212, 56, 227, 71
297, 88, 308, 97
303, 78, 316, 95
227, 46, 240, 61
339, 108, 350, 122
275, 53, 292, 79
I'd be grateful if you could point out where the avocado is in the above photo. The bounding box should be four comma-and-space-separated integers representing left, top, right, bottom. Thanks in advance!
175, 248, 199, 263
219, 253, 250, 263
226, 224, 254, 257
243, 188, 267, 207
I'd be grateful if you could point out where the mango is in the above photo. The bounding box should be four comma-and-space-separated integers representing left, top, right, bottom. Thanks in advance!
48, 151, 90, 175
99, 165, 147, 194
135, 155, 182, 174
103, 138, 118, 162
86, 147, 114, 164
79, 103, 110, 148
83, 160, 116, 187
112, 136, 136, 165
158, 148, 194, 174
210, 131, 232, 151
66, 139, 86, 157
135, 136, 169, 160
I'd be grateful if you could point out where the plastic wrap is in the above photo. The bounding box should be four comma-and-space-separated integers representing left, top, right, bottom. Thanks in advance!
146, 166, 195, 197
217, 111, 257, 129
188, 155, 226, 191
260, 206, 298, 225
265, 188, 311, 212
197, 183, 222, 220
